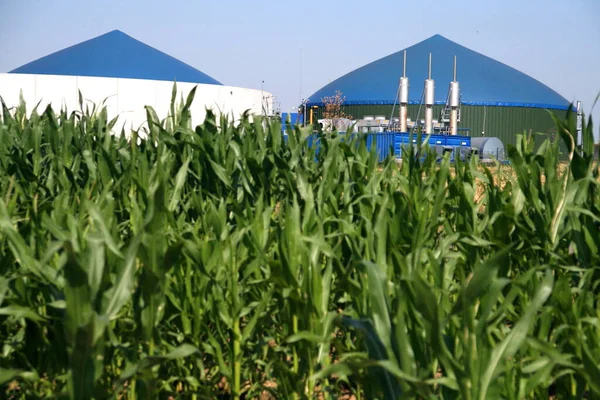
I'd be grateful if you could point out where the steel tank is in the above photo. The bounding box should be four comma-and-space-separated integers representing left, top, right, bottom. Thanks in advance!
471, 137, 505, 161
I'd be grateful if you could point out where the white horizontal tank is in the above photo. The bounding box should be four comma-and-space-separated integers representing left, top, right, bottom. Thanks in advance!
471, 137, 505, 161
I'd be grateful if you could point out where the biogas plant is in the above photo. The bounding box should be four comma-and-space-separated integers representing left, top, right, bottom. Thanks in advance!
0, 32, 584, 161
299, 34, 584, 162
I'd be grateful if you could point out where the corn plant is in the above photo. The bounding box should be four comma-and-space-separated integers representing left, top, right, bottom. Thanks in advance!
1, 86, 599, 400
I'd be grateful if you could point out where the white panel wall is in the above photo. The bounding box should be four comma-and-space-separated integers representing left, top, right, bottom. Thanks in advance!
117, 78, 158, 133
35, 75, 78, 114
0, 73, 270, 137
76, 76, 119, 119
0, 74, 36, 111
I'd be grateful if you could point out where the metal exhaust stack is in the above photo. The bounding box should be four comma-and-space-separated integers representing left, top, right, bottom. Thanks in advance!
424, 53, 434, 134
449, 56, 460, 135
576, 101, 583, 149
399, 50, 409, 132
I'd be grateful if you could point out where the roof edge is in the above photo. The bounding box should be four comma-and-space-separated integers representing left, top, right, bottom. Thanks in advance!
8, 29, 223, 86
305, 34, 570, 108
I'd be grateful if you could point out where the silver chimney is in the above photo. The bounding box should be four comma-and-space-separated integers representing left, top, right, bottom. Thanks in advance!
424, 53, 434, 134
449, 56, 460, 135
399, 50, 409, 132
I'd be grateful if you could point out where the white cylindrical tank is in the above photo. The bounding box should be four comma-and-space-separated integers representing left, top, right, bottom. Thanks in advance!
450, 81, 460, 107
399, 77, 409, 104
424, 79, 435, 105
0, 73, 269, 138
450, 109, 458, 135
425, 108, 433, 134
399, 106, 407, 132
471, 137, 505, 161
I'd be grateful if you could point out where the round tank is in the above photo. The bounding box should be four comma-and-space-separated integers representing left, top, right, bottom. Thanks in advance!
424, 79, 435, 105
399, 77, 409, 103
450, 81, 460, 107
471, 137, 505, 161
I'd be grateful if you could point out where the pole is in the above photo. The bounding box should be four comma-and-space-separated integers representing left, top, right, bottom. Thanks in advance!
302, 99, 307, 127
428, 53, 432, 80
299, 48, 303, 106
576, 101, 583, 150
261, 80, 265, 117
453, 55, 457, 82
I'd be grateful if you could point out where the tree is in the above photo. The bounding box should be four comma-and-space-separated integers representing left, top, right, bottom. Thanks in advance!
321, 90, 352, 120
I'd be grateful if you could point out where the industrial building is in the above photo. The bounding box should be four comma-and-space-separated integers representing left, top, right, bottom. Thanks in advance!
304, 34, 572, 149
0, 30, 272, 135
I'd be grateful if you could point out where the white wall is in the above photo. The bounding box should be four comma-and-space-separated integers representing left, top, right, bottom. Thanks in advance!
0, 73, 272, 137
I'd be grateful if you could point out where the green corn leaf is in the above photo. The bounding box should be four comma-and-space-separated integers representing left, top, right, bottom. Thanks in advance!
286, 332, 323, 344
118, 344, 200, 382
452, 245, 513, 316
241, 290, 272, 342
104, 235, 141, 320
479, 269, 554, 400
0, 277, 8, 306
169, 158, 190, 211
0, 368, 39, 385
0, 305, 45, 322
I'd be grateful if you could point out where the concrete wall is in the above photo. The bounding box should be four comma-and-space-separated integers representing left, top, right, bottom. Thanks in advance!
0, 73, 272, 136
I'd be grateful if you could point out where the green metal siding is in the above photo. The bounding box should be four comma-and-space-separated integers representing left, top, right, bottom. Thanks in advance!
310, 105, 567, 151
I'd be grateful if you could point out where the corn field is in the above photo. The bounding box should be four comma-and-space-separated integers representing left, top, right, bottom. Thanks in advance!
1, 86, 599, 400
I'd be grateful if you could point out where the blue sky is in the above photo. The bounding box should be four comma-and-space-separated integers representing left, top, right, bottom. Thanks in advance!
1, 0, 599, 138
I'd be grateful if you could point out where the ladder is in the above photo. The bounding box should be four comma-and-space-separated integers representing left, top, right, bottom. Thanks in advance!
263, 94, 281, 118
439, 92, 461, 124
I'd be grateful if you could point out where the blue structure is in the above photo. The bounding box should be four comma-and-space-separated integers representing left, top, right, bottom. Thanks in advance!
393, 132, 471, 161
306, 34, 569, 110
284, 132, 473, 163
10, 30, 222, 85
280, 112, 303, 132
281, 112, 301, 125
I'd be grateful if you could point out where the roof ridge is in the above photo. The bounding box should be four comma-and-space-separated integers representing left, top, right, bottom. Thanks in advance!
305, 34, 569, 108
9, 30, 222, 85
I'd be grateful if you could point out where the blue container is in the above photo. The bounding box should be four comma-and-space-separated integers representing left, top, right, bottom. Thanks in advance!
366, 132, 395, 162
428, 134, 447, 146
282, 131, 473, 162
445, 135, 471, 148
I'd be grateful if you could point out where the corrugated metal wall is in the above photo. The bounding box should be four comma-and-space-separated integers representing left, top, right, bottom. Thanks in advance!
310, 104, 568, 150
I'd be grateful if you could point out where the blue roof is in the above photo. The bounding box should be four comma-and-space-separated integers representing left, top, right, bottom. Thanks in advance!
9, 30, 222, 85
306, 35, 570, 110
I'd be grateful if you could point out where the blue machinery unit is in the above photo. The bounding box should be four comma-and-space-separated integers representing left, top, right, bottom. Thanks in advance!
393, 132, 471, 160
284, 131, 475, 162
